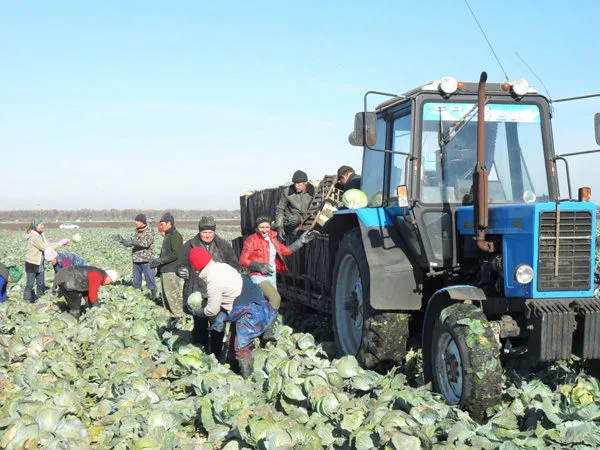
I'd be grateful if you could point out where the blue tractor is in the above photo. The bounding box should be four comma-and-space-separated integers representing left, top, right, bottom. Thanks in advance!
310, 72, 600, 417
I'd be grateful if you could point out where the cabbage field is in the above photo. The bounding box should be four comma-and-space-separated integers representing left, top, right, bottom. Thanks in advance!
2, 227, 600, 449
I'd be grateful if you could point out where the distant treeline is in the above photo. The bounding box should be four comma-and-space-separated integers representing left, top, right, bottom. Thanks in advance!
0, 209, 240, 223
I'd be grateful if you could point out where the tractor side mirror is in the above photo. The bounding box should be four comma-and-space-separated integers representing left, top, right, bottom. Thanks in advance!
595, 113, 600, 146
348, 112, 377, 147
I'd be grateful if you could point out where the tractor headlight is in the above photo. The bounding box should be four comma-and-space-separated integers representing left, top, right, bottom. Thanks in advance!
439, 76, 458, 96
514, 264, 534, 284
511, 78, 530, 97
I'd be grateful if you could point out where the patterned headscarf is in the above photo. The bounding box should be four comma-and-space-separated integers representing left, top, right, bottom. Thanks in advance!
28, 219, 43, 231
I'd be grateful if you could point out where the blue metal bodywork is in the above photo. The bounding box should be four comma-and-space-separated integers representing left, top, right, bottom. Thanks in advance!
335, 207, 393, 227
457, 202, 596, 299
336, 201, 596, 300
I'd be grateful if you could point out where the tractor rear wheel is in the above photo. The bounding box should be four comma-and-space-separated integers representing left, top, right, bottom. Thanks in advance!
431, 303, 502, 420
332, 228, 409, 371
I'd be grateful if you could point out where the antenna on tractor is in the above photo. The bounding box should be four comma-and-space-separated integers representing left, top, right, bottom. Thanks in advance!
464, 0, 510, 82
515, 52, 553, 102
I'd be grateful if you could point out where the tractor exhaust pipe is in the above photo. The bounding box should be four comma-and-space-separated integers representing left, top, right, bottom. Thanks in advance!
473, 71, 494, 253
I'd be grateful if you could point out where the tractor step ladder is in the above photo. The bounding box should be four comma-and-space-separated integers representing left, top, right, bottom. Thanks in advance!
297, 175, 343, 232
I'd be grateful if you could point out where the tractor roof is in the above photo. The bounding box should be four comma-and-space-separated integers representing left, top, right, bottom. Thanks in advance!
375, 79, 539, 112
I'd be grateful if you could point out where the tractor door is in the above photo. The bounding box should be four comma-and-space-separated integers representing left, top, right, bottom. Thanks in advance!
383, 107, 430, 268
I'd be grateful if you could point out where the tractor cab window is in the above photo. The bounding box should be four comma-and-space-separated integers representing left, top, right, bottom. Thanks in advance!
361, 118, 386, 206
420, 102, 549, 204
389, 114, 411, 204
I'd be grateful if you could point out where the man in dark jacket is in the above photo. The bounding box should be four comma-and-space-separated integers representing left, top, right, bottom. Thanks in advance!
149, 212, 184, 316
176, 216, 240, 353
53, 266, 118, 318
337, 165, 362, 191
275, 169, 315, 241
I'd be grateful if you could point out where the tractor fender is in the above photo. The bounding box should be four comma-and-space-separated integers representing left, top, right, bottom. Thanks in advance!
329, 209, 422, 311
422, 285, 487, 382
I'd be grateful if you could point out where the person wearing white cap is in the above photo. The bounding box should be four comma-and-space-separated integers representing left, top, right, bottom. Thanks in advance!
52, 266, 118, 318
44, 247, 88, 272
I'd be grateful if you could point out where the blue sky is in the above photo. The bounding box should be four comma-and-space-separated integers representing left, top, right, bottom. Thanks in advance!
1, 1, 599, 210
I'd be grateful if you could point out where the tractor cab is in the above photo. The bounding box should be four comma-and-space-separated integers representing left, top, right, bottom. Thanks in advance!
348, 76, 559, 271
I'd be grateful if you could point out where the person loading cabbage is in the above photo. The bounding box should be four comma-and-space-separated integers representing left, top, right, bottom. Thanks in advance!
0, 264, 23, 302
44, 247, 87, 272
186, 247, 276, 379
275, 169, 314, 242
24, 218, 70, 302
176, 216, 240, 354
149, 212, 184, 315
336, 165, 361, 191
239, 216, 315, 319
53, 266, 118, 318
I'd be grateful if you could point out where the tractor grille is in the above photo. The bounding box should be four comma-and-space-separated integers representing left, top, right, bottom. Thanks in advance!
537, 210, 593, 292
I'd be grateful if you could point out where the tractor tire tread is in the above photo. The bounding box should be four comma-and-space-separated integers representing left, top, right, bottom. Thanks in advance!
334, 228, 409, 372
432, 303, 502, 421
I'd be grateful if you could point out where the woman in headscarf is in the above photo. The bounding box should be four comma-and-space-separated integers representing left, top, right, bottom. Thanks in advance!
24, 219, 69, 302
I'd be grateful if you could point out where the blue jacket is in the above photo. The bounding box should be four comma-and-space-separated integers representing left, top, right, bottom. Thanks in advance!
210, 278, 276, 350
53, 252, 87, 272
0, 275, 8, 302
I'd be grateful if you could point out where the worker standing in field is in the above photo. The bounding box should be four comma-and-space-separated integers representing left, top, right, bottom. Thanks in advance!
336, 165, 362, 191
52, 266, 118, 318
176, 216, 240, 353
0, 263, 23, 302
239, 215, 315, 329
24, 219, 70, 302
44, 248, 87, 272
149, 212, 184, 316
113, 214, 157, 301
275, 170, 314, 242
187, 247, 276, 379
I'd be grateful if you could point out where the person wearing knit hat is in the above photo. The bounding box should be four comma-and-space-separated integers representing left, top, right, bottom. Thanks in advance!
176, 215, 241, 353
0, 263, 23, 302
187, 247, 277, 379
150, 212, 184, 316
112, 213, 157, 301
189, 246, 212, 270
292, 170, 308, 183
336, 165, 361, 191
52, 266, 117, 318
198, 216, 217, 231
159, 212, 174, 224
44, 247, 88, 273
275, 170, 315, 242
24, 218, 70, 302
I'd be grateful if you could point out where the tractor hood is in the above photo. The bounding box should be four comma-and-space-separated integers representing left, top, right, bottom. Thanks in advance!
456, 202, 596, 299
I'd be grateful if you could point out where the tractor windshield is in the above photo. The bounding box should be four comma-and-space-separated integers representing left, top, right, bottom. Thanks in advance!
420, 102, 549, 204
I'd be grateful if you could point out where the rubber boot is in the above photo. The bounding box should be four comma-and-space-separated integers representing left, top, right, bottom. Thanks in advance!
261, 323, 276, 343
238, 357, 254, 379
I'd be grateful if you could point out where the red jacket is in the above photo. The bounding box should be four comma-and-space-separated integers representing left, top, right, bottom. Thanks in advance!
239, 230, 292, 275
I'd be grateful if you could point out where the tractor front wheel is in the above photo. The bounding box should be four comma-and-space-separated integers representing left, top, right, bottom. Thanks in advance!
431, 303, 502, 420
